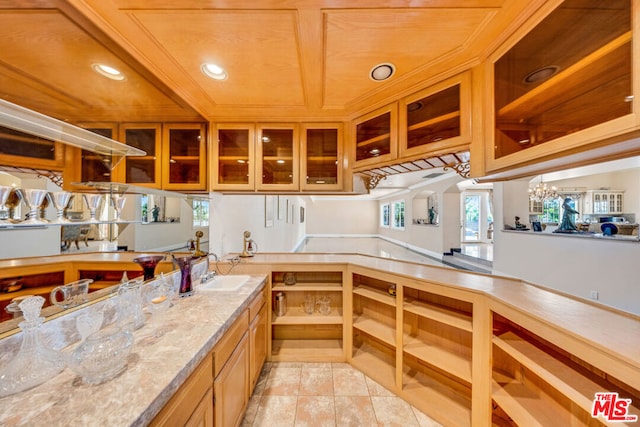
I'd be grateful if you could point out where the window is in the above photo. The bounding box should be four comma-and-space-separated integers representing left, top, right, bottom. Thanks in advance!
541, 198, 560, 223
193, 199, 209, 227
391, 200, 405, 230
380, 203, 390, 228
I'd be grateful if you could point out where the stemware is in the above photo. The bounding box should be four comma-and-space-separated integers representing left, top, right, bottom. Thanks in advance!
83, 194, 104, 223
47, 191, 74, 223
0, 185, 13, 223
133, 255, 166, 281
110, 194, 126, 222
4, 190, 20, 222
17, 189, 49, 224
146, 279, 171, 337
171, 254, 200, 297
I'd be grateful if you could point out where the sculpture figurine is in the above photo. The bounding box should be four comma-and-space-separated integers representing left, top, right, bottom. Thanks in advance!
152, 205, 160, 222
428, 207, 437, 224
514, 216, 529, 231
555, 197, 579, 233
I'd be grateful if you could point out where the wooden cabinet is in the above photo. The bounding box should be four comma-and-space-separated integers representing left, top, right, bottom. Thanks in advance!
529, 199, 543, 215
491, 310, 639, 426
270, 269, 344, 362
0, 125, 65, 171
353, 104, 398, 169
249, 287, 267, 393
481, 0, 638, 176
399, 72, 471, 159
116, 124, 162, 187
584, 190, 624, 214
162, 123, 207, 191
151, 355, 214, 427
212, 124, 256, 191
300, 123, 344, 191
256, 124, 299, 191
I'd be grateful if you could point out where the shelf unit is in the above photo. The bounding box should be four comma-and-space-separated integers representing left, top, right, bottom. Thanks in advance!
351, 273, 397, 390
300, 123, 344, 191
491, 313, 640, 427
162, 123, 207, 191
256, 124, 299, 191
353, 104, 398, 169
270, 270, 344, 362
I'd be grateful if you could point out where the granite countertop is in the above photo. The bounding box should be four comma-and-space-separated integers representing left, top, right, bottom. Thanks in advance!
0, 273, 268, 427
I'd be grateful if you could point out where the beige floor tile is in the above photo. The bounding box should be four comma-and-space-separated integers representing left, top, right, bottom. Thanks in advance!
371, 396, 419, 427
365, 376, 395, 397
252, 395, 298, 427
294, 396, 336, 427
241, 393, 262, 426
299, 367, 334, 396
411, 407, 443, 427
334, 396, 376, 427
264, 367, 302, 396
332, 368, 369, 396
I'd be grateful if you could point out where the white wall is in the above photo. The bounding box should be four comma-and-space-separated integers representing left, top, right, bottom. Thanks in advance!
210, 193, 306, 256
305, 198, 378, 236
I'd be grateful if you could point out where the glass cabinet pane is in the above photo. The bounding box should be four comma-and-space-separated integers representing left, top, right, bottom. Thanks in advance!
305, 128, 338, 185
494, 0, 631, 159
356, 112, 391, 162
0, 126, 56, 161
124, 127, 157, 184
260, 128, 294, 185
167, 128, 202, 185
218, 128, 251, 185
406, 85, 460, 150
82, 128, 113, 182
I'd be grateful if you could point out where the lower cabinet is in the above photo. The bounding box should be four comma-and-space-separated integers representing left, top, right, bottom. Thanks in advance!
214, 333, 249, 427
249, 291, 268, 393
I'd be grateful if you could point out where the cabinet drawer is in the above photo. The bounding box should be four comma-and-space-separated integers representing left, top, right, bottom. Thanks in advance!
249, 287, 266, 320
150, 355, 213, 426
213, 310, 249, 377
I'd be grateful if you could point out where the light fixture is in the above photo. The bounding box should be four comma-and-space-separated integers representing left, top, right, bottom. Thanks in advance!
201, 63, 228, 80
370, 63, 395, 81
528, 179, 558, 202
523, 65, 559, 84
276, 159, 285, 164
369, 148, 381, 156
92, 64, 125, 81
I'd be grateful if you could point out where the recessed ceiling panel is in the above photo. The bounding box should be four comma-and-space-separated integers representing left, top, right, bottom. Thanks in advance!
324, 8, 497, 107
131, 10, 305, 107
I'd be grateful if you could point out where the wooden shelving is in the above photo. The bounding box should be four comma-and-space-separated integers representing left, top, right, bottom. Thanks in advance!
403, 298, 472, 332
353, 316, 395, 347
352, 286, 396, 306
403, 334, 471, 382
271, 339, 343, 362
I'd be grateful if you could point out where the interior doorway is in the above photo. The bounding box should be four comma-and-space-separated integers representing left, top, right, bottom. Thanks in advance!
461, 191, 493, 244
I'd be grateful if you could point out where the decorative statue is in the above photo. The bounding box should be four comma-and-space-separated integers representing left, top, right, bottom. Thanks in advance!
428, 207, 437, 224
152, 205, 160, 222
557, 197, 579, 232
514, 216, 528, 230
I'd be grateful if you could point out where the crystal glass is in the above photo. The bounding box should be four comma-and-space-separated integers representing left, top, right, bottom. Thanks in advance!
117, 278, 145, 330
76, 308, 104, 342
68, 324, 133, 385
83, 194, 104, 223
49, 278, 92, 309
17, 189, 48, 224
171, 255, 199, 297
133, 255, 166, 281
0, 185, 13, 223
146, 279, 171, 337
110, 194, 126, 222
47, 191, 74, 223
0, 296, 65, 397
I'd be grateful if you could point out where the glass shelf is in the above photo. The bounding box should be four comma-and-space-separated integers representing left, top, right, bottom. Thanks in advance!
71, 182, 209, 200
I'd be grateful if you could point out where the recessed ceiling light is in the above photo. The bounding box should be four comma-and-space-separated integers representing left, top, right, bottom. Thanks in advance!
370, 63, 395, 81
201, 63, 228, 80
523, 65, 559, 84
276, 159, 285, 164
92, 64, 125, 81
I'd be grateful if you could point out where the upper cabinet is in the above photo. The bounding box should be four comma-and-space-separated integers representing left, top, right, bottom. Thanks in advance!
301, 123, 344, 191
162, 123, 207, 191
0, 125, 65, 171
353, 104, 398, 169
212, 123, 256, 191
256, 124, 299, 191
400, 73, 471, 159
481, 0, 638, 176
116, 124, 162, 187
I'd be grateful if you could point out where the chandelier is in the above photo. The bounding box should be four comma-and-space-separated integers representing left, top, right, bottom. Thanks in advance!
528, 181, 558, 202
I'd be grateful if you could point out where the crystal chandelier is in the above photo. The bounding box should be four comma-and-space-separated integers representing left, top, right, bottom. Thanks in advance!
528, 180, 558, 202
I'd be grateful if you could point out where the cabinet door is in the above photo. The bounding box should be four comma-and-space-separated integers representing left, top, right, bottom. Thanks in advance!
0, 125, 65, 170
212, 124, 256, 191
249, 303, 267, 393
80, 125, 119, 183
353, 103, 398, 169
301, 123, 344, 191
485, 1, 635, 175
256, 124, 299, 191
399, 72, 470, 159
162, 123, 207, 191
116, 124, 162, 187
214, 333, 249, 427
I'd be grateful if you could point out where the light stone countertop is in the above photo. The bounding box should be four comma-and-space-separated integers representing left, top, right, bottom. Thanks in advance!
0, 273, 268, 427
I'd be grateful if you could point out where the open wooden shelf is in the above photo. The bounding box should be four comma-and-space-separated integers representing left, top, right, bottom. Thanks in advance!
494, 331, 640, 422
272, 307, 342, 325
351, 341, 396, 390
356, 133, 390, 148
403, 298, 472, 332
271, 339, 343, 362
272, 283, 343, 292
353, 316, 396, 347
353, 286, 396, 307
403, 334, 471, 383
407, 111, 460, 132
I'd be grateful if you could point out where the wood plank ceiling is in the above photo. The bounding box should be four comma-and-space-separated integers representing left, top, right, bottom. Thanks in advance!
0, 0, 539, 124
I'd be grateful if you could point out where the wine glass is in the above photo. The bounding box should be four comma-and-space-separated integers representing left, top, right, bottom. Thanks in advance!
83, 194, 104, 223
110, 194, 126, 222
0, 186, 13, 223
47, 191, 74, 223
17, 189, 49, 224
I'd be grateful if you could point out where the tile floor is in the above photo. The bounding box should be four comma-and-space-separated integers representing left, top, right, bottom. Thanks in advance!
242, 362, 442, 427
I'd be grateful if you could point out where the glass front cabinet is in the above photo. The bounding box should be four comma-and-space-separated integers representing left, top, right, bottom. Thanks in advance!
399, 72, 471, 159
115, 124, 162, 188
212, 123, 256, 191
482, 0, 638, 175
301, 123, 343, 191
353, 104, 398, 169
162, 123, 206, 191
256, 124, 299, 191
